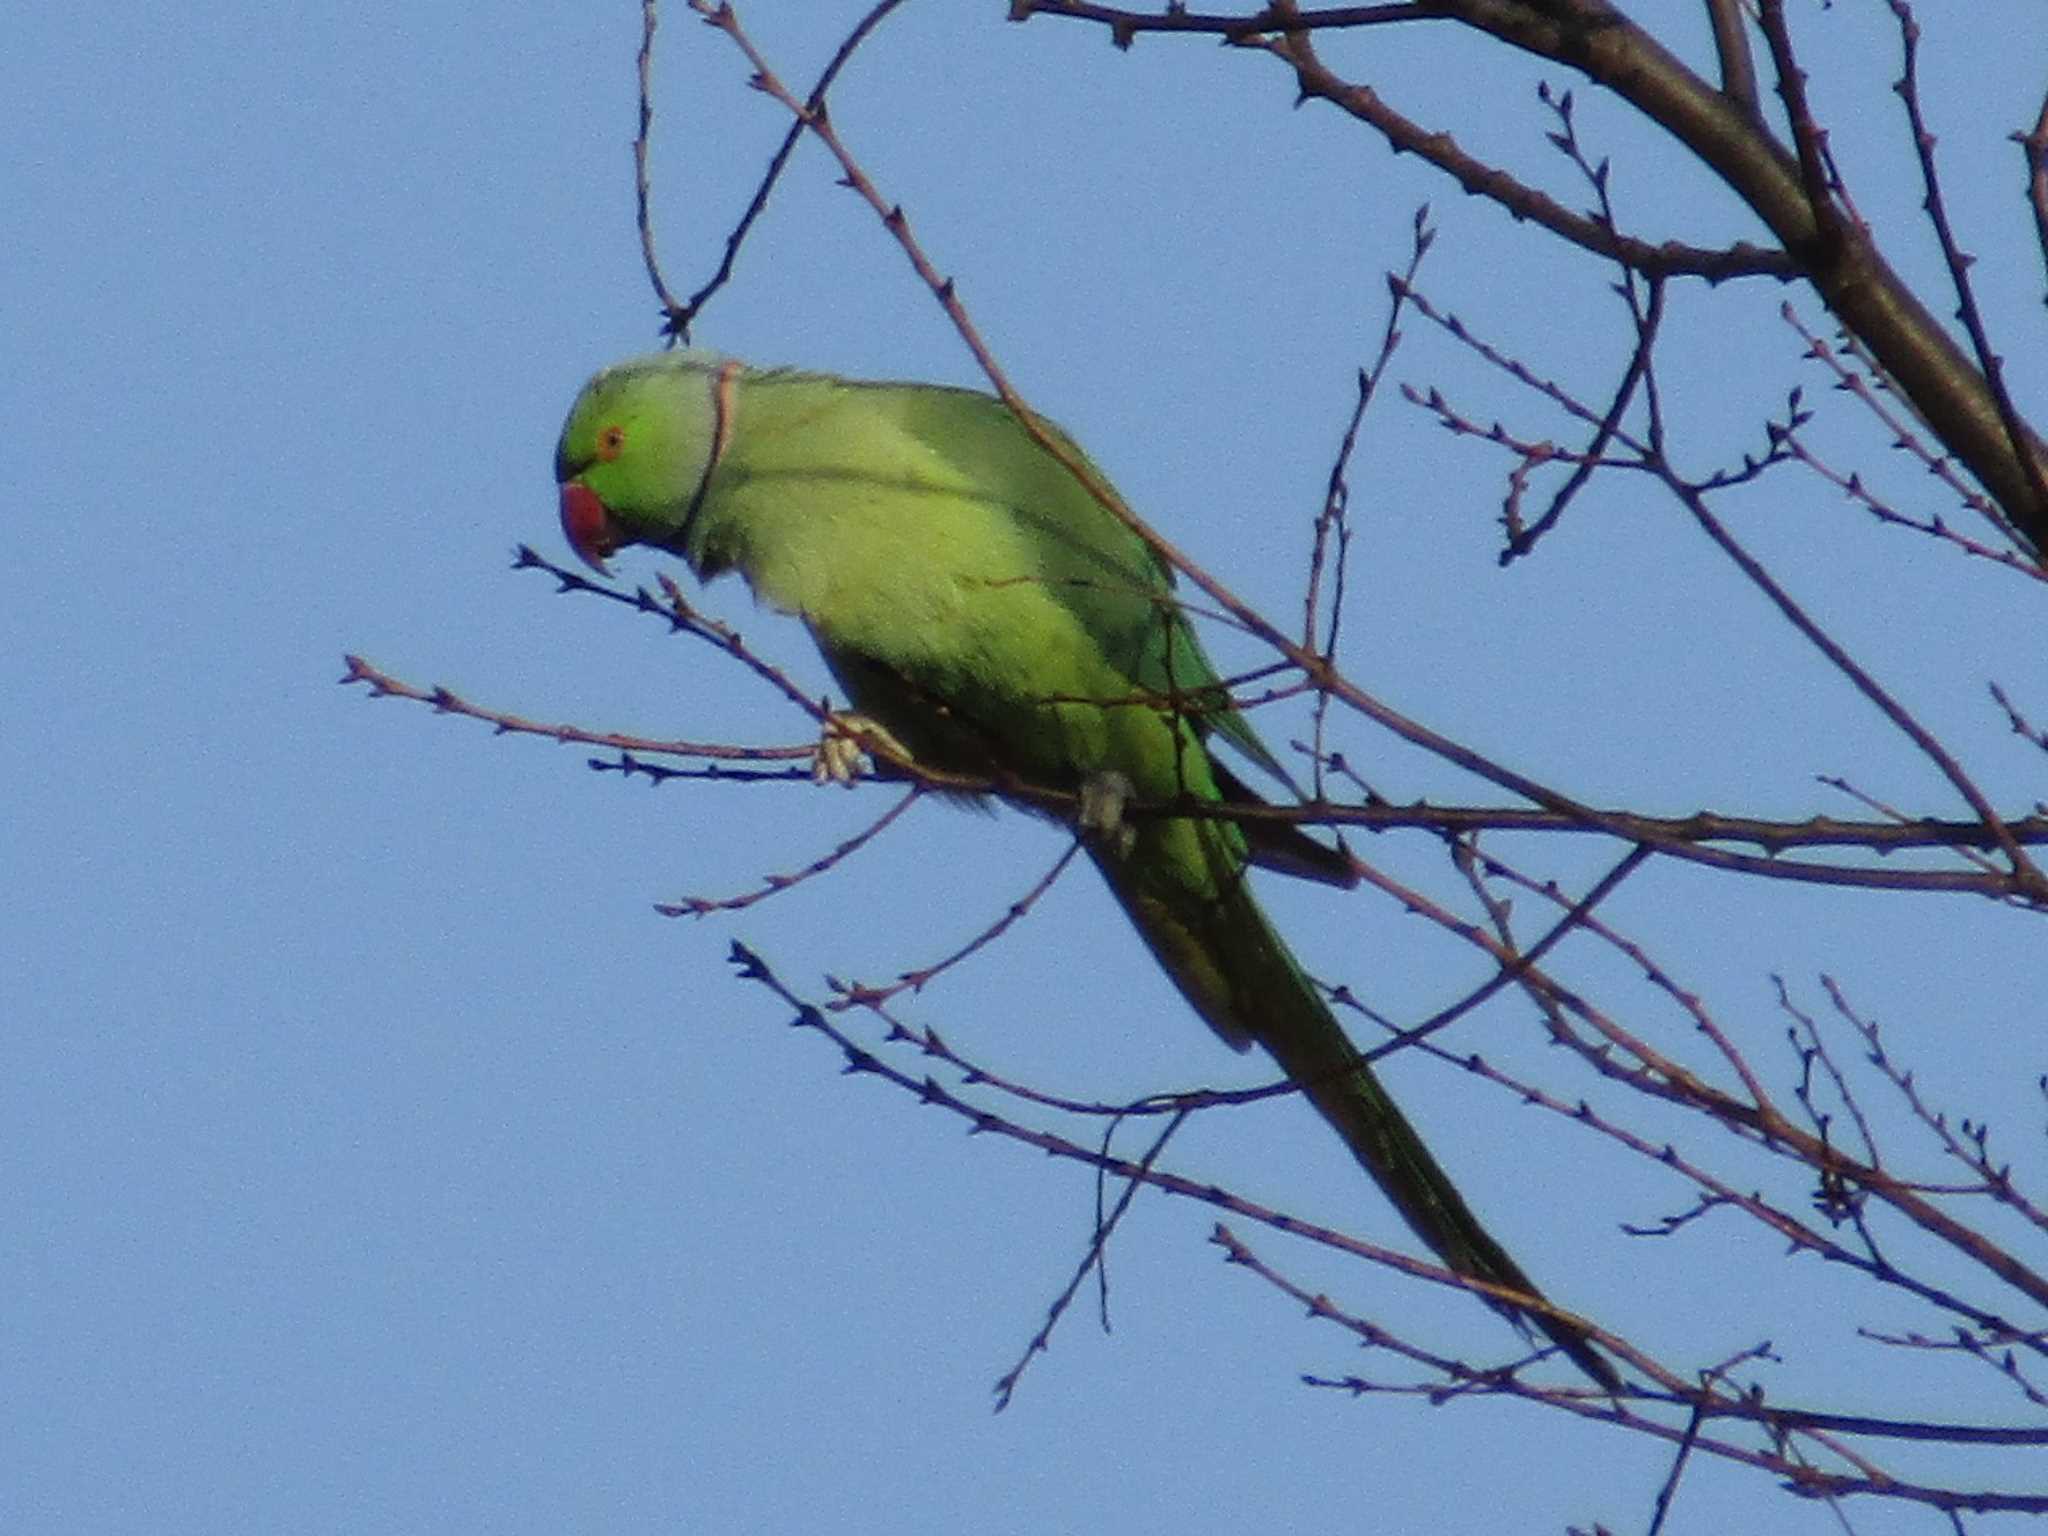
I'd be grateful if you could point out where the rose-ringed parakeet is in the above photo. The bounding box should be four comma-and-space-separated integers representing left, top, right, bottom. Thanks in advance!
554, 350, 1615, 1386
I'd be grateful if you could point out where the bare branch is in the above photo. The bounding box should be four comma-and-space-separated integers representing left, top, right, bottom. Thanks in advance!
1257, 24, 1793, 284
1885, 0, 2048, 542
338, 652, 799, 765
1021, 0, 2048, 552
1703, 0, 1760, 123
654, 787, 925, 917
634, 0, 688, 335
1661, 481, 2046, 898
664, 0, 910, 340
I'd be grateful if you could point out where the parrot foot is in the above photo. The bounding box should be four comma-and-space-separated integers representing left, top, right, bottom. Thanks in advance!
812, 712, 908, 786
1078, 770, 1137, 858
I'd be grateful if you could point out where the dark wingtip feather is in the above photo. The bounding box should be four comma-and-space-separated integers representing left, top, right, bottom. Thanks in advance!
1210, 760, 1359, 889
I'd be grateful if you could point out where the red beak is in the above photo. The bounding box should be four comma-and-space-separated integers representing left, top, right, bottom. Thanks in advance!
558, 482, 620, 575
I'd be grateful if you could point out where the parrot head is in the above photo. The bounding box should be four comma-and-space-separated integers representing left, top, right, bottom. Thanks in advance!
553, 352, 726, 575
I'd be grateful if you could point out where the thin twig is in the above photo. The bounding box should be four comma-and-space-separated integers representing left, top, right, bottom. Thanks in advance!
635, 1, 689, 335
991, 1104, 1190, 1411
730, 939, 1677, 1388
666, 0, 912, 338
831, 841, 1083, 1008
1703, 0, 1760, 123
1886, 0, 2048, 534
1663, 482, 2045, 899
655, 787, 925, 916
338, 653, 801, 765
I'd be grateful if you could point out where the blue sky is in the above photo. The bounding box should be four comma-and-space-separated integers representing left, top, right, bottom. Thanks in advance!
8, 4, 2046, 1532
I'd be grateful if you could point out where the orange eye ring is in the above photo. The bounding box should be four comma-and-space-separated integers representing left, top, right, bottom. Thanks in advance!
596, 424, 627, 462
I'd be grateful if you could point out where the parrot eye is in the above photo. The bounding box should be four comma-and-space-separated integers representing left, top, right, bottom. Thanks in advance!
596, 424, 627, 462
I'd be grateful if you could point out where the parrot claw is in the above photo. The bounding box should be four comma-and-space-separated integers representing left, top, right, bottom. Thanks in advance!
1078, 771, 1137, 858
813, 712, 909, 786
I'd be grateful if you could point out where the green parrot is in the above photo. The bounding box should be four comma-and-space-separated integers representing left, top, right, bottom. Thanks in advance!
555, 350, 1615, 1387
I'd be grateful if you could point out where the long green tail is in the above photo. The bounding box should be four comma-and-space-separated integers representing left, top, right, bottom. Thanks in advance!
1091, 834, 1618, 1389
